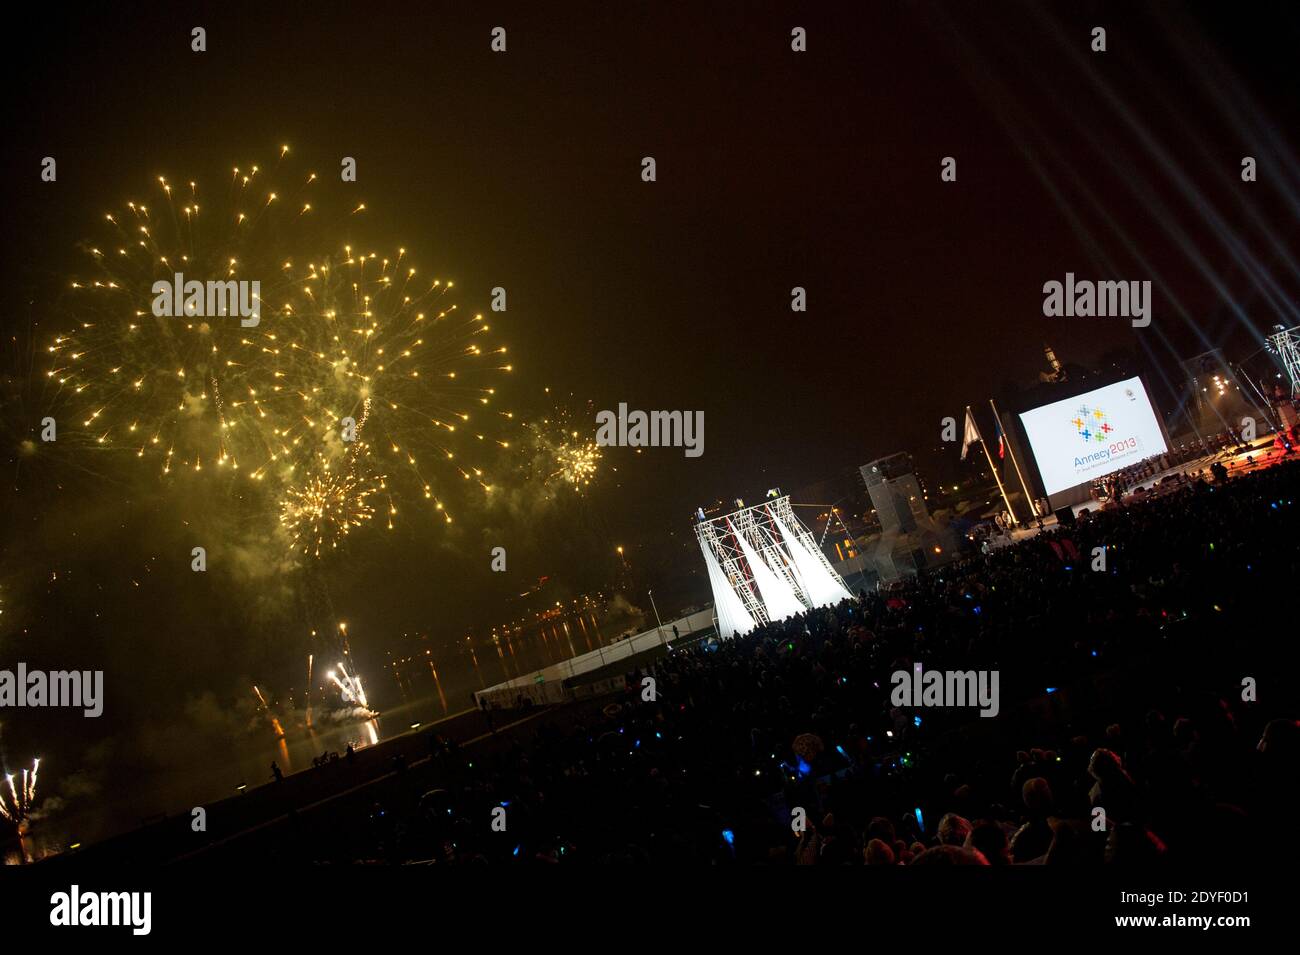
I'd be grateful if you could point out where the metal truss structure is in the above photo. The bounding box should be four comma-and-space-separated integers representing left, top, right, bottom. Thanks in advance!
1267, 325, 1300, 398
694, 495, 853, 638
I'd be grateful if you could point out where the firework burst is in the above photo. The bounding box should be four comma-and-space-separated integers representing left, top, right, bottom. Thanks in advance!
43, 146, 515, 537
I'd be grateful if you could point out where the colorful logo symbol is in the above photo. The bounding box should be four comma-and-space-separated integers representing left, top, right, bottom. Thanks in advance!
1071, 405, 1113, 443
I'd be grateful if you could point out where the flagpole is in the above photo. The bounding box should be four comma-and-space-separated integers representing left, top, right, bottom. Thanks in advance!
990, 398, 1038, 518
968, 405, 1018, 525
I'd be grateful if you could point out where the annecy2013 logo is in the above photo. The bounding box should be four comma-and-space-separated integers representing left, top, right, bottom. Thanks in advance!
1071, 405, 1113, 443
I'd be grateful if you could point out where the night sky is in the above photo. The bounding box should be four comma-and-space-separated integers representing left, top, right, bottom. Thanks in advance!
2, 1, 1297, 841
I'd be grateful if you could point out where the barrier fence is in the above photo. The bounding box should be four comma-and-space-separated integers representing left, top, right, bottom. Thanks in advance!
473, 607, 716, 710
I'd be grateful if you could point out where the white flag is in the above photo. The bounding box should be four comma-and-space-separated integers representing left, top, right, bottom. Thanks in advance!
960, 408, 981, 461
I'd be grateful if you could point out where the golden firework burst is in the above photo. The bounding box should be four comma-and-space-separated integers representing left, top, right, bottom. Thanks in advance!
45, 147, 515, 531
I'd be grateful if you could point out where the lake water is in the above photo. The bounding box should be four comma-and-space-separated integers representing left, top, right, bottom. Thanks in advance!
13, 610, 636, 862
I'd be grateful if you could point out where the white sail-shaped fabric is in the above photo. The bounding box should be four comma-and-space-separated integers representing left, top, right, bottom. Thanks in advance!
774, 513, 853, 608
729, 520, 807, 622
768, 529, 812, 605
698, 535, 758, 639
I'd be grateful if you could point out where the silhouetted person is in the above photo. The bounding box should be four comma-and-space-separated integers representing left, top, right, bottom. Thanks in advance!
346, 743, 356, 766
270, 761, 283, 783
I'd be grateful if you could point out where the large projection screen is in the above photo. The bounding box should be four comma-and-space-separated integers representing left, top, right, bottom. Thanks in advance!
1019, 377, 1169, 497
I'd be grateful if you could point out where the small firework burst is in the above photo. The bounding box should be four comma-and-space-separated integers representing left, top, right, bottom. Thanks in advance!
279, 464, 382, 557
526, 390, 603, 491
552, 435, 601, 487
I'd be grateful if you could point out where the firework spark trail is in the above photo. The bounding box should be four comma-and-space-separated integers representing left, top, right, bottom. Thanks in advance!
305, 653, 314, 727
43, 147, 517, 545
328, 661, 368, 708
251, 685, 286, 738
0, 758, 40, 831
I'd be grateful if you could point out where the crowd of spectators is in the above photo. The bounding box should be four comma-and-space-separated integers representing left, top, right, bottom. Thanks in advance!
313, 458, 1298, 865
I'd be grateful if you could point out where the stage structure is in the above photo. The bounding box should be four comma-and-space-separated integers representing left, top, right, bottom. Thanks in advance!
695, 495, 854, 639
1267, 325, 1300, 398
1181, 349, 1269, 432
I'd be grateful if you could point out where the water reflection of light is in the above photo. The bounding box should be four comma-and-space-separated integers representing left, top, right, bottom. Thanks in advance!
429, 662, 448, 715
469, 646, 485, 688
305, 654, 314, 729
